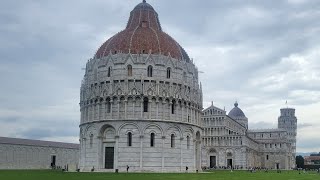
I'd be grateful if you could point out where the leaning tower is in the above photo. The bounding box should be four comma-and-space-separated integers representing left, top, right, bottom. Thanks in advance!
278, 107, 297, 169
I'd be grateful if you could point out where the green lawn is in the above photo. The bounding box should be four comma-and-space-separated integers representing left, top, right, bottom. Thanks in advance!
0, 170, 318, 180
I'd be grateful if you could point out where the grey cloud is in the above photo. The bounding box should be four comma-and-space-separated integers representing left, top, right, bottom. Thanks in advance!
249, 121, 276, 129
298, 123, 313, 129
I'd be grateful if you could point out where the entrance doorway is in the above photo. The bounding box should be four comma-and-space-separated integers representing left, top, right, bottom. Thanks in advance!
51, 155, 56, 167
210, 156, 216, 168
227, 159, 233, 167
105, 147, 114, 169
276, 163, 280, 169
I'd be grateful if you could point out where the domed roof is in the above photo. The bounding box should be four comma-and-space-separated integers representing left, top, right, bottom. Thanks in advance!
228, 102, 246, 118
94, 0, 190, 62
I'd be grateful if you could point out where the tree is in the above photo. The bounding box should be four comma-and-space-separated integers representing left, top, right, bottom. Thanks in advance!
296, 155, 304, 168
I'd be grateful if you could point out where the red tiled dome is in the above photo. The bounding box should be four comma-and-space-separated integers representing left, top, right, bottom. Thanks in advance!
95, 1, 190, 62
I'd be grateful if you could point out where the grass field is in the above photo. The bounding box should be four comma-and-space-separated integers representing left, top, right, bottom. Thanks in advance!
0, 170, 318, 180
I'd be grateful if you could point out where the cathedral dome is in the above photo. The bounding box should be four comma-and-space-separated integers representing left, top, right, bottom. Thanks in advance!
94, 0, 190, 62
228, 102, 246, 118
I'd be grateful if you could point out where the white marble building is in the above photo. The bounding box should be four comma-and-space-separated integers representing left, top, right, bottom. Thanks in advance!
79, 1, 203, 172
201, 102, 297, 170
0, 137, 79, 170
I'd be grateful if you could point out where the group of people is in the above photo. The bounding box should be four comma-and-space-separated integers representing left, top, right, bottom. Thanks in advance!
50, 163, 69, 172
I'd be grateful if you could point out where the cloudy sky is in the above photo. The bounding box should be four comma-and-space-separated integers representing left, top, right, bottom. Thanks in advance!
1, 0, 320, 153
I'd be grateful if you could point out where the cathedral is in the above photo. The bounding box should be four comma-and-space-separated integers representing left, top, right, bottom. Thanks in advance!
201, 102, 297, 170
78, 1, 297, 172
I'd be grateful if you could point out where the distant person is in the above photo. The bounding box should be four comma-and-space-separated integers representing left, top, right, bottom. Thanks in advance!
127, 165, 129, 173
186, 166, 188, 173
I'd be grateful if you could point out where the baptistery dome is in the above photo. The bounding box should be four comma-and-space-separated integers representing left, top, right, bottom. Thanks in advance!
94, 0, 190, 62
79, 1, 202, 173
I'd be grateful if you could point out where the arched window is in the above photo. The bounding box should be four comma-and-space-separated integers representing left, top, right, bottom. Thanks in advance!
107, 67, 112, 77
150, 133, 155, 147
187, 136, 190, 149
106, 99, 111, 113
89, 134, 93, 148
171, 134, 175, 148
183, 72, 187, 81
187, 114, 190, 122
143, 97, 148, 112
171, 100, 175, 114
127, 132, 132, 146
147, 65, 153, 77
167, 67, 171, 79
127, 65, 132, 76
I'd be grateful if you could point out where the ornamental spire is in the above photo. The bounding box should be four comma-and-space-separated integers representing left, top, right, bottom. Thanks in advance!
143, 0, 146, 3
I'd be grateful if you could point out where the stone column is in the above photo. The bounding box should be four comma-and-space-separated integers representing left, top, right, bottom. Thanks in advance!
169, 100, 172, 120
97, 136, 103, 169
117, 99, 120, 119
181, 103, 184, 122
156, 99, 159, 119
148, 98, 152, 119
140, 135, 144, 170
161, 136, 165, 171
115, 135, 119, 169
193, 139, 197, 170
180, 137, 183, 172
124, 98, 128, 119
104, 102, 107, 119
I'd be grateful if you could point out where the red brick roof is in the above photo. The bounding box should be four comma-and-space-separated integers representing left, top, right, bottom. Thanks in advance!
95, 1, 190, 62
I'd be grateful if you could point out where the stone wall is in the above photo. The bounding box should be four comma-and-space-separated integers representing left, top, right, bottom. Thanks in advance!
0, 143, 79, 170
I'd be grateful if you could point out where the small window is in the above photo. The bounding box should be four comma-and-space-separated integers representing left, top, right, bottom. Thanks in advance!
187, 136, 190, 149
167, 67, 171, 79
107, 67, 112, 77
171, 134, 175, 148
266, 155, 269, 160
127, 65, 132, 76
150, 133, 155, 147
188, 115, 190, 122
270, 133, 272, 137
128, 132, 132, 146
143, 97, 148, 112
90, 134, 93, 148
147, 65, 153, 77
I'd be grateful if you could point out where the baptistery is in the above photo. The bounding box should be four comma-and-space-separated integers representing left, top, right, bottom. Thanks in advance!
79, 1, 203, 172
